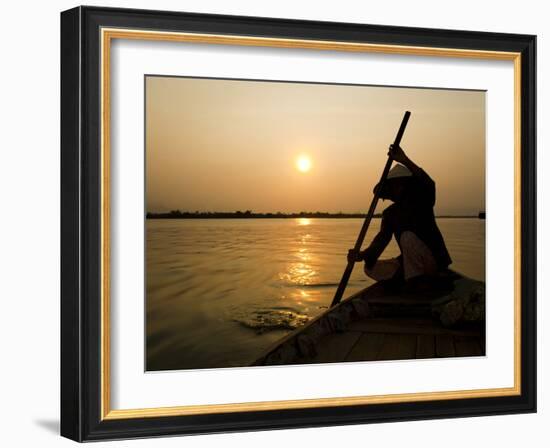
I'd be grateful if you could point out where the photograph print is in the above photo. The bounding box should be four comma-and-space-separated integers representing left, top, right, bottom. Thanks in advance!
145, 76, 486, 371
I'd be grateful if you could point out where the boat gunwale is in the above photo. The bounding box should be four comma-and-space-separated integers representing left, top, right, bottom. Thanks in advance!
251, 282, 380, 365
252, 270, 476, 366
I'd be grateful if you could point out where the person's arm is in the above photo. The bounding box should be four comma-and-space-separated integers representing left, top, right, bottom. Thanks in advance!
361, 214, 392, 268
347, 213, 392, 268
388, 144, 435, 205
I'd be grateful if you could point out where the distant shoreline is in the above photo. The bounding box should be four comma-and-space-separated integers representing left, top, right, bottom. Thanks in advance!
146, 211, 483, 220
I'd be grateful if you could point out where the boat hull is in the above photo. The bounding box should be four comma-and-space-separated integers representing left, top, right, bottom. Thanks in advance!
252, 272, 485, 366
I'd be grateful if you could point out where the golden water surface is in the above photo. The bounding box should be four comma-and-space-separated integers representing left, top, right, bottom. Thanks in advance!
146, 218, 485, 371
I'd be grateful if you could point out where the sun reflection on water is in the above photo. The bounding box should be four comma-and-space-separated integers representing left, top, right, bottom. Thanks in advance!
278, 221, 319, 303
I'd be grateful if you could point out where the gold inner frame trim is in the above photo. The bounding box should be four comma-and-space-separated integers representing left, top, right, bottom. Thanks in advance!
100, 27, 522, 420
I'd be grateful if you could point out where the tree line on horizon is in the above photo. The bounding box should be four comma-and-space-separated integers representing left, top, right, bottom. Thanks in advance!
146, 210, 375, 219
146, 210, 484, 219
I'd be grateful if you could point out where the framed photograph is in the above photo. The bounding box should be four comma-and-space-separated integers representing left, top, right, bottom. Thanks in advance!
60, 6, 536, 441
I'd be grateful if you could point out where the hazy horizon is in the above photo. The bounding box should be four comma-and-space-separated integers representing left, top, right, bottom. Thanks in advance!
146, 210, 483, 217
146, 76, 485, 215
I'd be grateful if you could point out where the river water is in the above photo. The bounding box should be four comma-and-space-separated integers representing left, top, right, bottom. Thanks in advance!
146, 218, 485, 371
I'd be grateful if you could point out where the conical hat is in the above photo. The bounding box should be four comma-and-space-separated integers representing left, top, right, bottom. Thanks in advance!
373, 164, 412, 195
387, 164, 412, 180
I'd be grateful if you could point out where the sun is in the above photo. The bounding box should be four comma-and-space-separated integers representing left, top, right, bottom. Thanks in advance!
296, 155, 312, 173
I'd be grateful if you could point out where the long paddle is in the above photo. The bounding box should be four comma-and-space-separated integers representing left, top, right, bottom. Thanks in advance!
330, 111, 411, 307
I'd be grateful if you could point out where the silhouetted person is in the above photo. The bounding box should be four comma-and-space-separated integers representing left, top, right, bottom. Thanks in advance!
348, 144, 452, 290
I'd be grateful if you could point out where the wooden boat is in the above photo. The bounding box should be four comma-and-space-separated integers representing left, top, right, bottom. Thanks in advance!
252, 271, 485, 366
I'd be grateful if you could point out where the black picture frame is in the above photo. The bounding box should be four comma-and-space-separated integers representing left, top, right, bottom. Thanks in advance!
61, 5, 536, 442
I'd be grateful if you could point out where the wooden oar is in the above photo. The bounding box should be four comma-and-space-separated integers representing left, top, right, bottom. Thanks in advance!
330, 111, 411, 307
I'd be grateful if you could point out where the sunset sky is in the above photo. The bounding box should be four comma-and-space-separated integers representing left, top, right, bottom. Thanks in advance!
146, 76, 485, 216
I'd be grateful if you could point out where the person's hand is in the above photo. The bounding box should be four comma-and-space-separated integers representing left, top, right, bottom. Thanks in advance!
388, 144, 408, 164
347, 248, 363, 263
